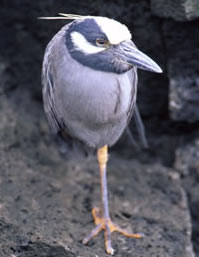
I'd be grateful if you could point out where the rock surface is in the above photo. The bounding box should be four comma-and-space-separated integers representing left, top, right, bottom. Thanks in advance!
175, 140, 199, 256
0, 111, 194, 257
151, 0, 199, 21
0, 87, 195, 256
163, 20, 199, 122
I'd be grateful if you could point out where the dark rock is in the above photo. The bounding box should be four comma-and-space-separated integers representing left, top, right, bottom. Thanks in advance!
151, 0, 199, 21
162, 20, 199, 122
0, 219, 76, 257
175, 140, 199, 176
0, 93, 195, 256
175, 140, 199, 256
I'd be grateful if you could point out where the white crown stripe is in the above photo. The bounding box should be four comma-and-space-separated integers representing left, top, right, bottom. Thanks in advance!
95, 17, 131, 45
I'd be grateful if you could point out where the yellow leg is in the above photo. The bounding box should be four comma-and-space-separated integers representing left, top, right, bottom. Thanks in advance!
83, 145, 142, 255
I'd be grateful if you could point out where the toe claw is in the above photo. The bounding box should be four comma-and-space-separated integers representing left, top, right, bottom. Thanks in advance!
106, 246, 115, 255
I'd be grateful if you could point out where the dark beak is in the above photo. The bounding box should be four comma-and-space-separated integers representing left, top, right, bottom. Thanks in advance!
119, 41, 162, 73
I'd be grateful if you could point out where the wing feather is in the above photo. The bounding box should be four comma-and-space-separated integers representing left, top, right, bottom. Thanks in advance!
42, 59, 62, 134
126, 67, 148, 148
126, 67, 137, 124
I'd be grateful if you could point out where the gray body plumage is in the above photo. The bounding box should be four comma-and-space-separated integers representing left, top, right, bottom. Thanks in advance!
41, 15, 162, 254
42, 23, 137, 148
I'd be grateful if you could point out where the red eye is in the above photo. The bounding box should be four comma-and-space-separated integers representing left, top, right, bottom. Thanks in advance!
96, 38, 109, 47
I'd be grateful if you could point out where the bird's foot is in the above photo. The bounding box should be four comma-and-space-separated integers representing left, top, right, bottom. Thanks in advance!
82, 207, 143, 255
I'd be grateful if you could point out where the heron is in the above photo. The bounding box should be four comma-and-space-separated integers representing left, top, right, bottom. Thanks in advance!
41, 14, 162, 254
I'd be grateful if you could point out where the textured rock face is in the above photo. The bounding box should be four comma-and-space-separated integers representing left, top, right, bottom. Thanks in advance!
163, 20, 199, 122
0, 117, 194, 257
0, 79, 195, 257
151, 0, 199, 21
0, 86, 195, 256
150, 1, 199, 122
175, 140, 199, 255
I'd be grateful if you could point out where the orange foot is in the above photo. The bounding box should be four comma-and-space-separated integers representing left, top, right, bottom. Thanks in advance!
82, 207, 143, 255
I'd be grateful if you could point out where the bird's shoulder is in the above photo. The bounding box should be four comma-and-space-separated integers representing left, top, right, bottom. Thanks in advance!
42, 23, 70, 66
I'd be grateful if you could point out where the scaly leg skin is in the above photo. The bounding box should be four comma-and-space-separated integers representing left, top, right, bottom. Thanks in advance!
82, 145, 143, 255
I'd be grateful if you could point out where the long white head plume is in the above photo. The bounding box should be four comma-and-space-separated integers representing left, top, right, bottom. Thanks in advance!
38, 13, 87, 20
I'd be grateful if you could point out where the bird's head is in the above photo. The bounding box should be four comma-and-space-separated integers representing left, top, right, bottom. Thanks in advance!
41, 14, 162, 74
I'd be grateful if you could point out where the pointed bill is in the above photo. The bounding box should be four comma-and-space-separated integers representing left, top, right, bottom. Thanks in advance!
120, 41, 163, 73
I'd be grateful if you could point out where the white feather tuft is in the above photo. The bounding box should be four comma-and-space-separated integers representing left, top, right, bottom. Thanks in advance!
38, 13, 87, 20
95, 17, 131, 45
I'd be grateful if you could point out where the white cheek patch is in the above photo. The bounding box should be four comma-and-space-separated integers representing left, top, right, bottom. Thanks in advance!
71, 31, 106, 54
95, 17, 132, 45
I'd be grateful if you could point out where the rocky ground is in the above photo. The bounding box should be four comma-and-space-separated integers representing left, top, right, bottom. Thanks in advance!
0, 0, 199, 256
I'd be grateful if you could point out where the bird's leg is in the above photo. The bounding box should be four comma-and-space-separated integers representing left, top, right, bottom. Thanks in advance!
83, 145, 142, 254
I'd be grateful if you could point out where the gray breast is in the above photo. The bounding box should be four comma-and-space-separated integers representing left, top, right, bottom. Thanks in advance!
42, 25, 137, 148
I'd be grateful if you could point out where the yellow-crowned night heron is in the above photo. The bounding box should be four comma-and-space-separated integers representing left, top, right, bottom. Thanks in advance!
41, 14, 162, 254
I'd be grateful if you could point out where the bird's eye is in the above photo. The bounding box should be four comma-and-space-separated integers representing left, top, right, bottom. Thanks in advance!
96, 38, 109, 47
